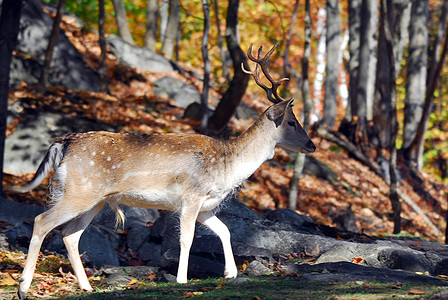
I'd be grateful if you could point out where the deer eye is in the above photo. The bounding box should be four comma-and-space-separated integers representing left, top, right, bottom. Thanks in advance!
288, 121, 296, 128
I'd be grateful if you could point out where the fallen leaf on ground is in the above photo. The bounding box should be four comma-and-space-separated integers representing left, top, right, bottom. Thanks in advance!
0, 273, 17, 286
240, 260, 249, 272
215, 277, 223, 289
352, 257, 363, 264
408, 289, 425, 295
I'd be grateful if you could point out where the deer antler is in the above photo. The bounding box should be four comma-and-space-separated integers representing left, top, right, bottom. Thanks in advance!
242, 42, 291, 104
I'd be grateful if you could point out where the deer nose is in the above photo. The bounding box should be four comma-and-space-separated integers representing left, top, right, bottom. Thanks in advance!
306, 140, 316, 152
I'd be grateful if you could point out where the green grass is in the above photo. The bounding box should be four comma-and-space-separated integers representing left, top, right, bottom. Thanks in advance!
60, 276, 447, 300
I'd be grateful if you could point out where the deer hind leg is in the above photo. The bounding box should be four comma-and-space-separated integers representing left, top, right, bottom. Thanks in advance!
197, 211, 238, 279
18, 202, 87, 299
176, 201, 202, 284
61, 202, 105, 291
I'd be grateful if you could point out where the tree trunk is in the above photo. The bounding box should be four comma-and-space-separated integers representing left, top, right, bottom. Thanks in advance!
322, 0, 340, 128
213, 0, 229, 81
347, 0, 361, 121
159, 0, 169, 43
37, 0, 66, 93
289, 0, 312, 210
111, 0, 134, 44
283, 0, 300, 90
98, 0, 107, 92
201, 0, 211, 133
206, 0, 249, 135
354, 0, 377, 121
374, 0, 411, 148
161, 0, 180, 59
402, 0, 429, 169
404, 0, 448, 171
144, 0, 158, 51
381, 0, 401, 234
0, 0, 22, 195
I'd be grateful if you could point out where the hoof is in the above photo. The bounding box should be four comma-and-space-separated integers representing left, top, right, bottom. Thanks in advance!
18, 289, 26, 299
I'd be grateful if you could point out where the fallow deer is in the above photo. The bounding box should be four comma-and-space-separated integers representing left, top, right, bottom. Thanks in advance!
13, 43, 315, 299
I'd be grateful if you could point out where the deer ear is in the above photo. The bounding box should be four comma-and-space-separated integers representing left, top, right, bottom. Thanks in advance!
267, 98, 294, 127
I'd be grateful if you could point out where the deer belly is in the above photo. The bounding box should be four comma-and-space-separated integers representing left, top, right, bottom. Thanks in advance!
111, 188, 182, 211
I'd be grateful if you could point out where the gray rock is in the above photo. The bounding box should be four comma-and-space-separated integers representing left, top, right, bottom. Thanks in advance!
127, 224, 151, 251
11, 0, 100, 91
228, 277, 252, 284
138, 242, 161, 266
107, 35, 173, 73
79, 225, 120, 268
4, 112, 114, 174
245, 260, 271, 276
153, 76, 201, 109
264, 208, 313, 228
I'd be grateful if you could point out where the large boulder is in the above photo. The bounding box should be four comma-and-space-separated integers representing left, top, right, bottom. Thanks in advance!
4, 112, 114, 174
8, 0, 101, 91
106, 35, 173, 73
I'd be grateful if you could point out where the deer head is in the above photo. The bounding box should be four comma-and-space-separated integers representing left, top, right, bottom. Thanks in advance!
242, 42, 316, 154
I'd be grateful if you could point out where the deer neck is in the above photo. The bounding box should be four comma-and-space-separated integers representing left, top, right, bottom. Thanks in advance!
225, 116, 277, 186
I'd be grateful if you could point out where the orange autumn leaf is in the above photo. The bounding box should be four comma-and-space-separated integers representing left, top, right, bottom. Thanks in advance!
408, 289, 425, 295
128, 278, 139, 285
0, 273, 17, 286
352, 257, 363, 264
215, 277, 223, 289
240, 260, 249, 272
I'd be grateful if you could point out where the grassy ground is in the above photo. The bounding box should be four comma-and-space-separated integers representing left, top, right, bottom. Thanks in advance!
62, 277, 448, 300
2, 276, 445, 300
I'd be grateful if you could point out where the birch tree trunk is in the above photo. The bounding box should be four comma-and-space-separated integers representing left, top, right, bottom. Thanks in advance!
402, 0, 429, 169
404, 0, 448, 170
144, 0, 158, 51
111, 0, 134, 44
289, 0, 312, 210
161, 0, 180, 59
322, 0, 340, 128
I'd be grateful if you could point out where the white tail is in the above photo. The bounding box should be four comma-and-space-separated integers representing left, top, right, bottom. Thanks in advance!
15, 44, 315, 299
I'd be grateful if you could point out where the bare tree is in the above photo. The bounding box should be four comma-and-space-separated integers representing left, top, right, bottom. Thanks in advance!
206, 0, 249, 134
144, 0, 158, 51
404, 0, 448, 170
283, 0, 300, 87
111, 0, 134, 44
98, 0, 107, 92
402, 0, 429, 169
381, 0, 401, 234
322, 0, 340, 128
0, 0, 22, 195
374, 0, 411, 148
289, 0, 312, 210
201, 0, 211, 132
161, 0, 180, 59
37, 0, 66, 93
213, 0, 230, 81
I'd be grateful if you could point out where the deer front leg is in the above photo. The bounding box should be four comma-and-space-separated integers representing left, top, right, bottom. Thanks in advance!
197, 211, 238, 279
176, 202, 202, 284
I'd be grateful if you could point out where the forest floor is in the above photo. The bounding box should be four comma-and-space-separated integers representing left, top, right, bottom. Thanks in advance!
1, 14, 448, 299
